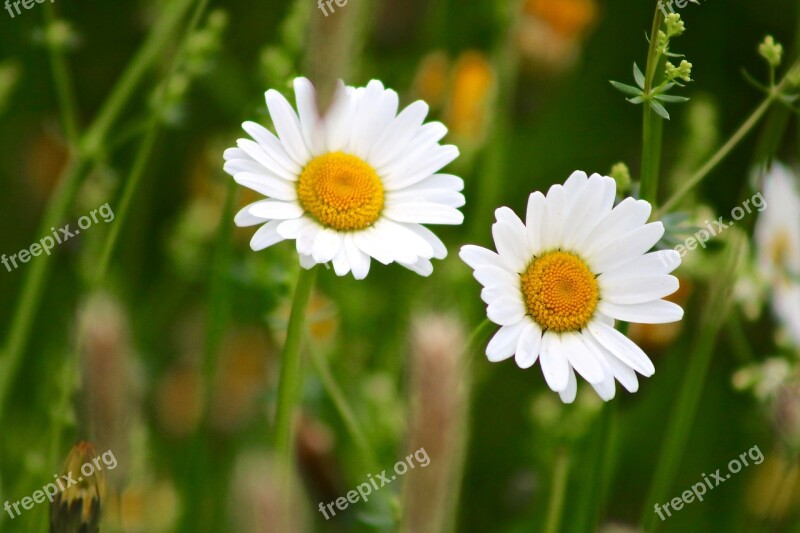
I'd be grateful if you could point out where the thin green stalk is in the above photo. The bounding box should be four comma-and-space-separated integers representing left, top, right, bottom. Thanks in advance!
95, 0, 211, 282
0, 0, 199, 422
641, 235, 744, 532
443, 318, 493, 533
307, 344, 378, 470
655, 61, 799, 218
640, 7, 665, 205
274, 266, 318, 459
543, 447, 571, 533
43, 2, 79, 148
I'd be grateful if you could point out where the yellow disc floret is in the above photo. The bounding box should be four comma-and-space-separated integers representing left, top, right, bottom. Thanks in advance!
520, 251, 599, 332
296, 152, 384, 231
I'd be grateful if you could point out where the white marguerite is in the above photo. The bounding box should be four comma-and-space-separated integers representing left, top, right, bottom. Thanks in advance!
460, 172, 684, 403
754, 162, 800, 347
223, 78, 464, 279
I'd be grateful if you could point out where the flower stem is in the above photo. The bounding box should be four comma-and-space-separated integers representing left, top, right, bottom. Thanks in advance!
0, 0, 199, 423
655, 60, 799, 218
43, 2, 79, 149
274, 266, 318, 459
640, 233, 744, 532
640, 7, 665, 205
543, 447, 571, 533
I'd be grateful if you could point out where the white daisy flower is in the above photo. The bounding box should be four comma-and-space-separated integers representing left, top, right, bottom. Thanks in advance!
223, 78, 464, 279
459, 171, 684, 403
754, 162, 800, 347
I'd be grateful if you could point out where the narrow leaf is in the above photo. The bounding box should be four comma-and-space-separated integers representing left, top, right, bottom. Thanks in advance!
650, 100, 671, 120
633, 62, 646, 89
610, 80, 643, 97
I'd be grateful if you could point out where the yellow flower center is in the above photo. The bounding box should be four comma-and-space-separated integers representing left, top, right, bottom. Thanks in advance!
520, 251, 599, 332
296, 152, 384, 231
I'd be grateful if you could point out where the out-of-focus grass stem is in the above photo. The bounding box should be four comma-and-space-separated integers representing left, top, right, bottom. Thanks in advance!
543, 447, 571, 533
0, 0, 200, 423
640, 6, 664, 205
43, 2, 79, 149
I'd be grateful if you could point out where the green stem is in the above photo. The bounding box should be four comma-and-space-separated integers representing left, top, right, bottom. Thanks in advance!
0, 0, 199, 422
655, 60, 799, 218
273, 266, 318, 459
93, 122, 159, 282
543, 447, 571, 533
655, 95, 774, 217
43, 2, 79, 148
640, 235, 744, 532
640, 7, 665, 205
307, 344, 378, 469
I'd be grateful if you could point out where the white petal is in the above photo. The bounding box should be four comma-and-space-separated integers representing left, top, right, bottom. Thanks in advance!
403, 173, 464, 192
241, 121, 302, 175
597, 300, 684, 324
600, 275, 679, 305
579, 198, 652, 257
562, 175, 614, 250
383, 145, 460, 190
223, 158, 268, 176
350, 81, 396, 157
248, 200, 304, 220
249, 220, 284, 251
237, 139, 298, 182
293, 77, 325, 156
375, 219, 434, 260
399, 257, 434, 277
401, 223, 447, 259
487, 297, 526, 326
472, 265, 518, 291
276, 217, 315, 239
379, 122, 448, 176
234, 203, 267, 227
492, 211, 530, 273
525, 191, 547, 255
324, 82, 357, 152
331, 246, 351, 276
353, 227, 395, 265
558, 367, 578, 404
540, 331, 570, 392
383, 202, 464, 225
386, 189, 465, 208
541, 185, 566, 250
561, 331, 606, 384
486, 322, 526, 362
265, 89, 312, 165
369, 101, 429, 168
311, 229, 342, 263
299, 253, 316, 269
587, 222, 665, 274
586, 321, 655, 376
460, 245, 504, 270
515, 321, 542, 369
344, 234, 370, 279
233, 172, 297, 201
563, 170, 588, 198
601, 250, 681, 279
296, 223, 321, 256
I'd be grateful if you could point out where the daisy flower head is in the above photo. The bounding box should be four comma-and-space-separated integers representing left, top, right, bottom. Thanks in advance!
460, 171, 684, 403
223, 78, 465, 279
754, 162, 800, 347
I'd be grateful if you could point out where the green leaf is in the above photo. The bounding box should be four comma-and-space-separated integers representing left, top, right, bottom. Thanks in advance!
610, 80, 643, 97
650, 100, 671, 120
655, 94, 690, 103
633, 62, 645, 89
627, 96, 645, 104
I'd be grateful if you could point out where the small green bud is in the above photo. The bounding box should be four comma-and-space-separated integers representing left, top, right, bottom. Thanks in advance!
657, 30, 669, 54
665, 13, 685, 38
609, 162, 632, 194
758, 35, 783, 68
666, 60, 693, 82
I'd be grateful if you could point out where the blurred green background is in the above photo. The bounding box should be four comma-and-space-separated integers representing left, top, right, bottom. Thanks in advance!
1, 0, 800, 531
